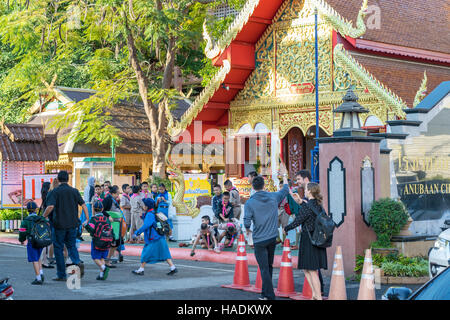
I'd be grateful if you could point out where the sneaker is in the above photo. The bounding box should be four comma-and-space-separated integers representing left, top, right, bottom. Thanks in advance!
41, 274, 45, 283
118, 254, 124, 262
96, 275, 105, 281
168, 238, 177, 242
48, 258, 56, 264
106, 264, 117, 269
167, 268, 178, 276
102, 266, 110, 280
31, 279, 43, 285
258, 296, 268, 300
77, 263, 85, 278
132, 270, 144, 276
42, 264, 54, 269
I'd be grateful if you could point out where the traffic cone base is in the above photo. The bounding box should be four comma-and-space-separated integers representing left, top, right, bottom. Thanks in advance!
221, 234, 251, 291
328, 246, 347, 300
243, 268, 262, 293
275, 239, 298, 297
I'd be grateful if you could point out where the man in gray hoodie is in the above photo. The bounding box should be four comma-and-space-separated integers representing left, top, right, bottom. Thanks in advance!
244, 164, 289, 300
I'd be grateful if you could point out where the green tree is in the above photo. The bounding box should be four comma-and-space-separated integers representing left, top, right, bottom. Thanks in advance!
0, 0, 246, 177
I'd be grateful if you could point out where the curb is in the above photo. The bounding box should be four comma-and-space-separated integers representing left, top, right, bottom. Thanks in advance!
0, 236, 298, 268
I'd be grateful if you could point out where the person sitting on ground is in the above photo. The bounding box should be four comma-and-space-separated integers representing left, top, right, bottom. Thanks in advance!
19, 201, 49, 285
224, 180, 241, 220
216, 191, 233, 223
84, 200, 111, 281
132, 198, 177, 276
216, 218, 241, 249
129, 185, 145, 244
190, 222, 219, 256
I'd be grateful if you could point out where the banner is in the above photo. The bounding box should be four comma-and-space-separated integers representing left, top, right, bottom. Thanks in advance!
1, 161, 45, 208
184, 174, 211, 201
23, 174, 58, 207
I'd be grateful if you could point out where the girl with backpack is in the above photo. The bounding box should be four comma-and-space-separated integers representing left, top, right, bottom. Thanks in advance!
156, 183, 176, 242
283, 182, 328, 300
132, 198, 177, 276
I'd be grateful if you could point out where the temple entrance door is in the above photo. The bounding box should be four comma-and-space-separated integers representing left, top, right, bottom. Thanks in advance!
283, 127, 305, 179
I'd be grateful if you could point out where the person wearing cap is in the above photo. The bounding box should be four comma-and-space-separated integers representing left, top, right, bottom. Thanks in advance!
132, 198, 177, 276
19, 201, 48, 285
84, 200, 111, 280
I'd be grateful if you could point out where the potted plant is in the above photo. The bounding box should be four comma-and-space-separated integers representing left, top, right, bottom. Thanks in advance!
0, 210, 6, 231
368, 198, 409, 256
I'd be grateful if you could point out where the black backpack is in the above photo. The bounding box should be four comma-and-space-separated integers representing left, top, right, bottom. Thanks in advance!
91, 215, 114, 250
305, 202, 335, 248
154, 212, 171, 236
29, 216, 52, 248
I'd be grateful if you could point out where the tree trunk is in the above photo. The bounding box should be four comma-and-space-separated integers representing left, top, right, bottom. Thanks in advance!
123, 9, 168, 178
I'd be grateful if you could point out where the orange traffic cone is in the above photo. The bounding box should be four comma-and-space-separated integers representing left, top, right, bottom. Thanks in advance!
243, 267, 262, 293
290, 276, 313, 300
221, 233, 251, 290
357, 249, 375, 300
328, 246, 347, 300
275, 239, 298, 297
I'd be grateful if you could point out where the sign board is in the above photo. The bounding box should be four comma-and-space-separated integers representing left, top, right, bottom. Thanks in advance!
184, 174, 211, 201
23, 174, 58, 207
1, 161, 45, 208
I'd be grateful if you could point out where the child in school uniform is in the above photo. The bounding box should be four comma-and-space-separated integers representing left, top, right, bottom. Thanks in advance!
84, 200, 111, 280
132, 198, 177, 276
19, 202, 47, 285
129, 185, 145, 243
215, 191, 234, 223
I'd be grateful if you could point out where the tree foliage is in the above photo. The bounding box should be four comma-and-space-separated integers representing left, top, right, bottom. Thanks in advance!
0, 0, 246, 176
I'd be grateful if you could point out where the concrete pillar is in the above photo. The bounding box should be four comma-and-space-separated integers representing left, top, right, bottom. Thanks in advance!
319, 136, 382, 275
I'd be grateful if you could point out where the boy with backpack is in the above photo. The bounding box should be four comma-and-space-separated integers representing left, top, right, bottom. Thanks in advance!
19, 201, 52, 285
84, 200, 112, 280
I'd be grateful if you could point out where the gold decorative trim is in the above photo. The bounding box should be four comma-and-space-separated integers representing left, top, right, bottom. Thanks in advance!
333, 44, 406, 117
413, 71, 427, 107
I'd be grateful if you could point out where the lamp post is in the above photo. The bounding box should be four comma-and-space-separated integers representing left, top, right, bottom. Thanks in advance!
311, 8, 320, 183
333, 88, 369, 136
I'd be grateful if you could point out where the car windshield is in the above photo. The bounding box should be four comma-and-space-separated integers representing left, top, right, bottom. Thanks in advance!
413, 267, 450, 300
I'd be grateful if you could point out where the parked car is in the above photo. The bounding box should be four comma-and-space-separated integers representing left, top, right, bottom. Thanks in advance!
382, 266, 450, 300
428, 219, 450, 278
0, 278, 14, 300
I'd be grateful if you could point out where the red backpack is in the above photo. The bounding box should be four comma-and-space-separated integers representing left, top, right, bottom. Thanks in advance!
91, 215, 113, 250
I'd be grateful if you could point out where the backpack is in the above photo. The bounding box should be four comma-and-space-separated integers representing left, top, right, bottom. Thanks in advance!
91, 215, 114, 250
29, 216, 52, 249
305, 202, 335, 248
154, 212, 171, 236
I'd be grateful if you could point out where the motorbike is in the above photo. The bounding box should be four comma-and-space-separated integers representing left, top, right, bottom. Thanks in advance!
0, 278, 14, 300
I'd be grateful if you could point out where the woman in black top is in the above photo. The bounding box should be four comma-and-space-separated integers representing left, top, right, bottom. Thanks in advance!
284, 182, 327, 300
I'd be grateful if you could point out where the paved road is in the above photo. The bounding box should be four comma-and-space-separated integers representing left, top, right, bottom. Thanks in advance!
0, 243, 422, 300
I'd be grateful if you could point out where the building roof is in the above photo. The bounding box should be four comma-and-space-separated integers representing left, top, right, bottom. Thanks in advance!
350, 52, 450, 108
0, 124, 59, 161
327, 0, 450, 55
28, 87, 192, 155
406, 81, 450, 113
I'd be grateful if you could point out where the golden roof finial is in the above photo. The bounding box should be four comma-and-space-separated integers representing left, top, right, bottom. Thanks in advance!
413, 71, 428, 107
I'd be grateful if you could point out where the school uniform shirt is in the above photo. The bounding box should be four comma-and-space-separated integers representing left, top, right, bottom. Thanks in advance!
130, 194, 145, 217
140, 191, 151, 199
211, 194, 223, 217
196, 224, 215, 237
216, 201, 233, 222
217, 218, 241, 234
91, 194, 102, 204
120, 194, 132, 216
228, 187, 241, 217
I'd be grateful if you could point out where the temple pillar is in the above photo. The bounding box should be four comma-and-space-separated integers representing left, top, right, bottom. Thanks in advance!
141, 161, 151, 181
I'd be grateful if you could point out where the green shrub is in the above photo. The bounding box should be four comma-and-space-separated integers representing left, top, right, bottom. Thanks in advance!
368, 198, 409, 248
354, 253, 428, 279
0, 209, 27, 220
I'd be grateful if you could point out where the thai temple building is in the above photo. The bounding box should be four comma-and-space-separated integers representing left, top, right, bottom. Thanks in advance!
164, 0, 450, 236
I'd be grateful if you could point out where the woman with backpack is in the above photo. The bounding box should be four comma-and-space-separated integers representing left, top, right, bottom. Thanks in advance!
284, 182, 328, 300
132, 198, 177, 276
